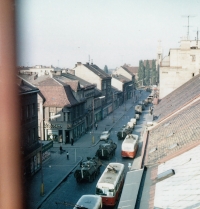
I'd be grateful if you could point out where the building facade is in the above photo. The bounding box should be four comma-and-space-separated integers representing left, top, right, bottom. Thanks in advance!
19, 79, 41, 177
73, 62, 113, 118
159, 38, 200, 99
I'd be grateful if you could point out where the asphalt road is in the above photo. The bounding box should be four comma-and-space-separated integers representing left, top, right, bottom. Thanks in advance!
39, 91, 151, 209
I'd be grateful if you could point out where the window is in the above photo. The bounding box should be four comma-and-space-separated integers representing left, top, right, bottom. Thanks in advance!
28, 130, 31, 144
32, 103, 35, 116
33, 128, 35, 142
37, 103, 40, 111
26, 105, 30, 118
49, 112, 54, 120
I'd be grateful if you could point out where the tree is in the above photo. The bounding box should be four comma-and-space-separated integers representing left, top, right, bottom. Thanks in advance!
144, 60, 150, 86
104, 65, 108, 73
151, 60, 157, 85
138, 60, 145, 86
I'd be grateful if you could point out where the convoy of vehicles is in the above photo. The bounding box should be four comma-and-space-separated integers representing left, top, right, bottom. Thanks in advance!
72, 90, 153, 207
121, 134, 139, 158
74, 157, 102, 183
95, 163, 125, 207
100, 131, 110, 141
73, 195, 102, 209
95, 140, 117, 160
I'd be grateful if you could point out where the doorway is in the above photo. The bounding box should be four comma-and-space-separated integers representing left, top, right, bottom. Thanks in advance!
65, 130, 70, 144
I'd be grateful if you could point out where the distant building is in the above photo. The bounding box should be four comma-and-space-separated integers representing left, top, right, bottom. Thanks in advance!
159, 38, 200, 99
111, 74, 133, 103
73, 62, 113, 118
123, 64, 139, 80
112, 65, 136, 98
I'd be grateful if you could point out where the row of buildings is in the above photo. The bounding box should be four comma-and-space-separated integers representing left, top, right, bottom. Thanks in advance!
18, 62, 138, 176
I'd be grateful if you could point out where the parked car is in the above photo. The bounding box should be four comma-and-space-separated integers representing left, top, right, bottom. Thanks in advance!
100, 131, 110, 141
138, 100, 145, 110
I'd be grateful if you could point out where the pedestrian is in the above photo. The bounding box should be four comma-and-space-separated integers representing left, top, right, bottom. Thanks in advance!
95, 123, 98, 130
71, 138, 74, 146
66, 151, 69, 160
60, 145, 63, 154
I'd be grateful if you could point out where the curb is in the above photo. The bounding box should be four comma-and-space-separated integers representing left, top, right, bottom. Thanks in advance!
37, 157, 83, 209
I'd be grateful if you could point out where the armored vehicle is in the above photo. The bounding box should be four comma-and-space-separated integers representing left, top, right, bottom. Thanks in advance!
117, 125, 132, 140
95, 140, 117, 160
74, 157, 102, 183
135, 105, 142, 114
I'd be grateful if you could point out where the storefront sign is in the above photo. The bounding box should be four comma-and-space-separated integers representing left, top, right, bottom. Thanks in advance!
44, 123, 62, 129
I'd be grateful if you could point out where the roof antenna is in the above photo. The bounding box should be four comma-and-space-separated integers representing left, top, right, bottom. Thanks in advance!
88, 55, 90, 64
197, 28, 199, 48
91, 59, 93, 65
182, 15, 195, 40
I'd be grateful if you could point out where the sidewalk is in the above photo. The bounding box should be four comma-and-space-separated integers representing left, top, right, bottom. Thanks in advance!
27, 91, 145, 209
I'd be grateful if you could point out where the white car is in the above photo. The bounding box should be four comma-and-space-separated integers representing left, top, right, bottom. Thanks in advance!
100, 131, 110, 141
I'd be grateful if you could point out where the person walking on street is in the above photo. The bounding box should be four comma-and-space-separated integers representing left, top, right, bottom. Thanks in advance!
95, 123, 98, 130
71, 138, 74, 146
66, 151, 69, 160
60, 145, 63, 154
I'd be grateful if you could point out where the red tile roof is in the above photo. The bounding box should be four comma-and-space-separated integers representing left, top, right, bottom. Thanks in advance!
146, 98, 200, 165
123, 64, 138, 74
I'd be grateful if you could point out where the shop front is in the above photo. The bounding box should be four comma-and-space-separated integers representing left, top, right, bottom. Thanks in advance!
103, 103, 113, 118
23, 145, 41, 177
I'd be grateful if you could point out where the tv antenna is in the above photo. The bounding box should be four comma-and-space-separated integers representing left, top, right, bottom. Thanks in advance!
182, 15, 196, 39
193, 28, 199, 47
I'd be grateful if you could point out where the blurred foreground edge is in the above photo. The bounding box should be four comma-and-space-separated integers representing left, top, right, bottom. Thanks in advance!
0, 1, 25, 209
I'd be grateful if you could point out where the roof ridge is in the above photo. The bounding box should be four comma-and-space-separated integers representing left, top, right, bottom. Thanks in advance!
52, 77, 63, 86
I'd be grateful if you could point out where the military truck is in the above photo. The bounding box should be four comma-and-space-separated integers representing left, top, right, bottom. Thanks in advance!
74, 157, 102, 183
117, 125, 132, 140
135, 105, 142, 114
95, 140, 117, 160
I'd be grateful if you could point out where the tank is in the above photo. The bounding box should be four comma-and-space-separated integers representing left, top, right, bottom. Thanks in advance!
117, 125, 132, 140
96, 140, 117, 160
74, 157, 102, 183
135, 105, 142, 114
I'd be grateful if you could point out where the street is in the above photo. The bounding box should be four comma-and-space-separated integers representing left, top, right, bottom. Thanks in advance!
36, 90, 151, 209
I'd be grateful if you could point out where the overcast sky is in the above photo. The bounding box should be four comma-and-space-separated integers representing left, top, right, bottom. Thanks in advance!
16, 0, 200, 69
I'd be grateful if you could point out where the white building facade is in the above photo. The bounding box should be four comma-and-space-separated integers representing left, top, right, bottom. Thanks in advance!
160, 39, 200, 99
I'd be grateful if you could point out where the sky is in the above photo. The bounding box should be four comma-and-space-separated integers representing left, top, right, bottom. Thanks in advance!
16, 0, 200, 69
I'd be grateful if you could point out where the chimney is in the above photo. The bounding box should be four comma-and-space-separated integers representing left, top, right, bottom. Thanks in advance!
77, 62, 82, 65
86, 62, 89, 65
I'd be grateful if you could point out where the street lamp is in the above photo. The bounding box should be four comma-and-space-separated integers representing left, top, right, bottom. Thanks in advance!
124, 84, 133, 111
92, 96, 105, 143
